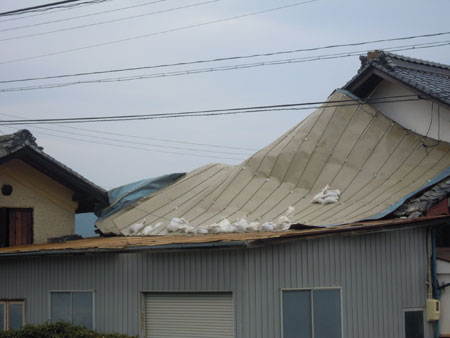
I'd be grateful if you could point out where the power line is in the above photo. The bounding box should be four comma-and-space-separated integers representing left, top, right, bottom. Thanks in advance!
1, 31, 449, 84
59, 125, 258, 150
0, 0, 221, 42
0, 0, 109, 17
0, 40, 448, 92
0, 111, 257, 150
0, 94, 441, 126
0, 0, 113, 23
24, 124, 252, 156
0, 0, 318, 65
0, 0, 85, 16
0, 0, 170, 32
1, 125, 246, 161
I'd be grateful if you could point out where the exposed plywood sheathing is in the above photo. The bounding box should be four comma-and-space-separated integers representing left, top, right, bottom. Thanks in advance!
0, 215, 439, 256
96, 91, 450, 236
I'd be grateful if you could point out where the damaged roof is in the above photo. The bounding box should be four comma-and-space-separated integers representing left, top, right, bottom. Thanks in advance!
0, 129, 108, 212
1, 216, 448, 257
96, 90, 450, 236
343, 50, 450, 109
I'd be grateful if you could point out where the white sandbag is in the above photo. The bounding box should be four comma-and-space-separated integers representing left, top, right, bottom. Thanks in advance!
322, 196, 339, 204
184, 225, 197, 234
208, 223, 221, 233
128, 219, 145, 235
218, 219, 236, 233
285, 206, 295, 216
140, 224, 154, 236
208, 219, 235, 233
167, 217, 190, 232
276, 215, 291, 231
195, 227, 209, 234
259, 221, 276, 232
233, 218, 249, 232
246, 222, 261, 232
312, 185, 341, 205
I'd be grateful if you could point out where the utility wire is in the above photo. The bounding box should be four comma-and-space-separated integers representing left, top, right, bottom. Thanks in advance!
0, 0, 170, 32
1, 125, 246, 161
0, 111, 257, 150
0, 0, 318, 65
0, 94, 442, 126
0, 0, 109, 17
20, 123, 253, 156
1, 31, 449, 84
0, 40, 448, 92
59, 124, 258, 150
0, 0, 113, 23
0, 0, 221, 42
0, 0, 85, 16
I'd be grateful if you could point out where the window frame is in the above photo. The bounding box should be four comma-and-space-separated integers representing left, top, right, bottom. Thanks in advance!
280, 287, 343, 338
403, 307, 425, 338
0, 299, 26, 331
48, 290, 95, 330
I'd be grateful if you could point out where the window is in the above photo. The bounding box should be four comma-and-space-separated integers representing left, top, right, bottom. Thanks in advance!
50, 292, 94, 329
0, 300, 25, 331
0, 208, 33, 247
404, 309, 424, 338
282, 289, 342, 338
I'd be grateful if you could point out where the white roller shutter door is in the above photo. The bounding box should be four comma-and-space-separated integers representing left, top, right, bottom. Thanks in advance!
144, 292, 234, 338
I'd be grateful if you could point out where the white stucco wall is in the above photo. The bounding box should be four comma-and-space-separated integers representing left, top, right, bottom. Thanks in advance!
437, 259, 450, 334
369, 80, 450, 143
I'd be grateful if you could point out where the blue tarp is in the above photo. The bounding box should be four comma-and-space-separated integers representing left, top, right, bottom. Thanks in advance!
96, 173, 185, 222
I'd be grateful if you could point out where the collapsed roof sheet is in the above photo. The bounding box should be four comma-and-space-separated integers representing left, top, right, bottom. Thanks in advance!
96, 91, 450, 236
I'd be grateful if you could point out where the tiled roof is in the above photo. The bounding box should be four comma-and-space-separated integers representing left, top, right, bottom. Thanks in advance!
345, 51, 450, 106
0, 129, 108, 209
0, 129, 41, 156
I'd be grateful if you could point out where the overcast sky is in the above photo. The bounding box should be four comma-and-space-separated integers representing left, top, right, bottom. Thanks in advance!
0, 0, 449, 190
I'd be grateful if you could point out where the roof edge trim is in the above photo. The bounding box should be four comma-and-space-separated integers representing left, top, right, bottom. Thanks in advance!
360, 166, 450, 221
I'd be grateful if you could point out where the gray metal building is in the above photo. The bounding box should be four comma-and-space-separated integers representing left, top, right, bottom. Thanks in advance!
0, 221, 442, 338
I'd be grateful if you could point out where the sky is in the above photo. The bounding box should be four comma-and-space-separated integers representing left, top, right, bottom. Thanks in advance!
0, 0, 449, 190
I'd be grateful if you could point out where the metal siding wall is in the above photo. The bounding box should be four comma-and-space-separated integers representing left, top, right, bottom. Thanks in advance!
0, 228, 433, 338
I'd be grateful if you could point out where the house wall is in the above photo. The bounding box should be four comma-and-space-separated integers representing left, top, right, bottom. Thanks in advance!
369, 80, 450, 143
0, 159, 77, 244
437, 259, 450, 335
0, 227, 433, 338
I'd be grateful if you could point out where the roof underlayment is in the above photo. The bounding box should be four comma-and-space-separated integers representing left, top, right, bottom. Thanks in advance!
96, 91, 450, 236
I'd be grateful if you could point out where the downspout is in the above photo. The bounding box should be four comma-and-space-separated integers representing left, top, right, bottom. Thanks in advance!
431, 226, 440, 338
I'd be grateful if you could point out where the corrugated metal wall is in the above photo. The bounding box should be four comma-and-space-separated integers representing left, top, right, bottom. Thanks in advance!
0, 227, 433, 338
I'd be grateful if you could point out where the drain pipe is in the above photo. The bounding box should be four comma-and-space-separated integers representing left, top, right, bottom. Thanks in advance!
432, 226, 440, 338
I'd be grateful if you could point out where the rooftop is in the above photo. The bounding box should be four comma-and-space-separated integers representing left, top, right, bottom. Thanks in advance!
343, 50, 450, 109
96, 90, 450, 236
0, 129, 108, 212
0, 215, 447, 257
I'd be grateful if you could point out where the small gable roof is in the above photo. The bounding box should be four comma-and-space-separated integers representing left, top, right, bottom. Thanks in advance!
343, 50, 450, 110
0, 129, 108, 212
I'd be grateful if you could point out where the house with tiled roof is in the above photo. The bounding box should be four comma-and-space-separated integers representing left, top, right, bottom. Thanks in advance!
0, 129, 108, 247
0, 51, 449, 338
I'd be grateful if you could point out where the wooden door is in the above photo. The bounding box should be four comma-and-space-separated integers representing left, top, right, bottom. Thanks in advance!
9, 208, 33, 246
0, 208, 9, 248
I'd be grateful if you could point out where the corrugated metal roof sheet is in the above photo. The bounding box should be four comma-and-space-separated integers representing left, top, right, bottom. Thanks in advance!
1, 216, 448, 256
96, 91, 450, 236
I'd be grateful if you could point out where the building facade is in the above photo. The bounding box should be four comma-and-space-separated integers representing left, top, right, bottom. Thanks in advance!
0, 226, 435, 338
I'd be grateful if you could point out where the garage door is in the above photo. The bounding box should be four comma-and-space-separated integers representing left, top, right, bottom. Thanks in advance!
144, 292, 234, 338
